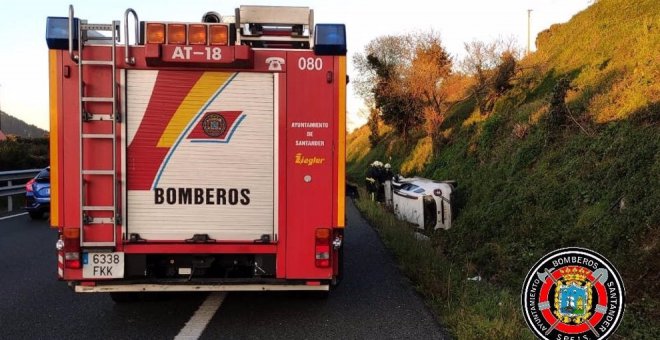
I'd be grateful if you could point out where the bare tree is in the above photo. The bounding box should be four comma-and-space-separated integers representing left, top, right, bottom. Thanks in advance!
405, 32, 454, 144
461, 37, 521, 114
354, 32, 477, 143
407, 32, 452, 118
353, 34, 423, 139
353, 35, 414, 105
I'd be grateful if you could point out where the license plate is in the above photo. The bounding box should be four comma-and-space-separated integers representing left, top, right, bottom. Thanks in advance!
82, 252, 124, 279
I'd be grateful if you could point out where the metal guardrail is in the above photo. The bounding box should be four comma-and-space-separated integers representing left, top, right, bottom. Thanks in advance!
0, 169, 41, 212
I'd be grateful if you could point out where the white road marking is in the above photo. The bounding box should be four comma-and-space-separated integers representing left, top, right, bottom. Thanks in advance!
0, 212, 28, 221
174, 292, 226, 340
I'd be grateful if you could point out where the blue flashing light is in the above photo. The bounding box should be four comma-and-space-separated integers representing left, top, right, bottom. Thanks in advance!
314, 24, 347, 56
46, 16, 79, 50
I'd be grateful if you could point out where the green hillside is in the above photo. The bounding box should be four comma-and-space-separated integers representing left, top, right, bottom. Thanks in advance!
348, 0, 658, 337
0, 111, 47, 138
0, 111, 49, 171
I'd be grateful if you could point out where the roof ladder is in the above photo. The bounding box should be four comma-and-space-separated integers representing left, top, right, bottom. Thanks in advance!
71, 5, 120, 248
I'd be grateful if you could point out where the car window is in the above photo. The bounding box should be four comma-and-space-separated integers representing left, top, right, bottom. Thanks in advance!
36, 168, 50, 183
413, 188, 425, 194
400, 183, 422, 192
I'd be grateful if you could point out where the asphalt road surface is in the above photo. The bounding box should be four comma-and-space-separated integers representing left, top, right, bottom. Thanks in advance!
0, 202, 448, 340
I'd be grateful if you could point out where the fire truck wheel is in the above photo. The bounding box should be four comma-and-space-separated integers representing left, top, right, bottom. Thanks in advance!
29, 211, 44, 220
109, 292, 140, 303
332, 246, 344, 288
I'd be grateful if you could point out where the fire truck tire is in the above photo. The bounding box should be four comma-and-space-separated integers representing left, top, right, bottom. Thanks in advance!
29, 211, 44, 220
109, 292, 140, 303
332, 245, 344, 288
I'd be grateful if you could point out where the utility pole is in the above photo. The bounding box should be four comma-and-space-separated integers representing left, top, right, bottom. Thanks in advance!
527, 9, 533, 56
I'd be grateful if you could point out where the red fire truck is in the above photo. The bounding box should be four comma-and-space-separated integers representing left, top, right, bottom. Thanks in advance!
46, 5, 346, 299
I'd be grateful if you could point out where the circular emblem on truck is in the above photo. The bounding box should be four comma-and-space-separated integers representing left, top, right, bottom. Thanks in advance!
521, 247, 625, 340
202, 113, 227, 137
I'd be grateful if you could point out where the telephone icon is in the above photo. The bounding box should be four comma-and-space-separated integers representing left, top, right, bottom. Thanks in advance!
265, 57, 285, 71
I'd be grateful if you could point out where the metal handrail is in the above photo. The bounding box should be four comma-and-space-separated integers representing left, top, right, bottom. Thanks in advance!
0, 169, 41, 184
0, 185, 26, 197
0, 169, 41, 212
68, 5, 79, 63
124, 8, 139, 65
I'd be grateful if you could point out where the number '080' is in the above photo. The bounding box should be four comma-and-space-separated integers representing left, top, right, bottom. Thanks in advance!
298, 57, 323, 71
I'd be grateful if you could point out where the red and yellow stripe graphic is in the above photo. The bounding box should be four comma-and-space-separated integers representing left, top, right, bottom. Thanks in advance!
128, 71, 234, 190
157, 72, 235, 148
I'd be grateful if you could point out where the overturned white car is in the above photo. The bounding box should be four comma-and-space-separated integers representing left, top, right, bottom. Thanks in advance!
385, 177, 455, 230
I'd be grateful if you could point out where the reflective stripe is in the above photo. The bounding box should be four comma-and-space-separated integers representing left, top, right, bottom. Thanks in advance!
58, 253, 64, 277
337, 56, 346, 227
48, 50, 60, 227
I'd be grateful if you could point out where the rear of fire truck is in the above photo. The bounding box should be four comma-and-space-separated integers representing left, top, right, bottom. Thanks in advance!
46, 5, 346, 299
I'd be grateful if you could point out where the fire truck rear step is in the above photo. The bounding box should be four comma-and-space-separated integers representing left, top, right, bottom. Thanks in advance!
75, 283, 330, 293
81, 242, 117, 248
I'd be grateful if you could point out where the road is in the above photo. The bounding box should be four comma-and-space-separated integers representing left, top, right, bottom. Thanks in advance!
0, 201, 448, 340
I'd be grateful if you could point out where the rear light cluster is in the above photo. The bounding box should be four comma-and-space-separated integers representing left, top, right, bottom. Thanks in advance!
62, 227, 81, 269
315, 228, 331, 267
146, 22, 229, 46
25, 178, 35, 192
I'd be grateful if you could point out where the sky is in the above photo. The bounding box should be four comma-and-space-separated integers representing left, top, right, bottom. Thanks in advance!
0, 0, 592, 132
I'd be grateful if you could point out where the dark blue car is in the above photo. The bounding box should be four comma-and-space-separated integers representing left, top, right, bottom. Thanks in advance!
25, 167, 50, 219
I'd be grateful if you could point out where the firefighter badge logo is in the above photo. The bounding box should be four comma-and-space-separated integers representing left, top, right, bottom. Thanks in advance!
202, 113, 227, 137
521, 247, 625, 340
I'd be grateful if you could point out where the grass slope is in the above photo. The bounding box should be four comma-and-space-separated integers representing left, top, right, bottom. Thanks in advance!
347, 0, 659, 337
